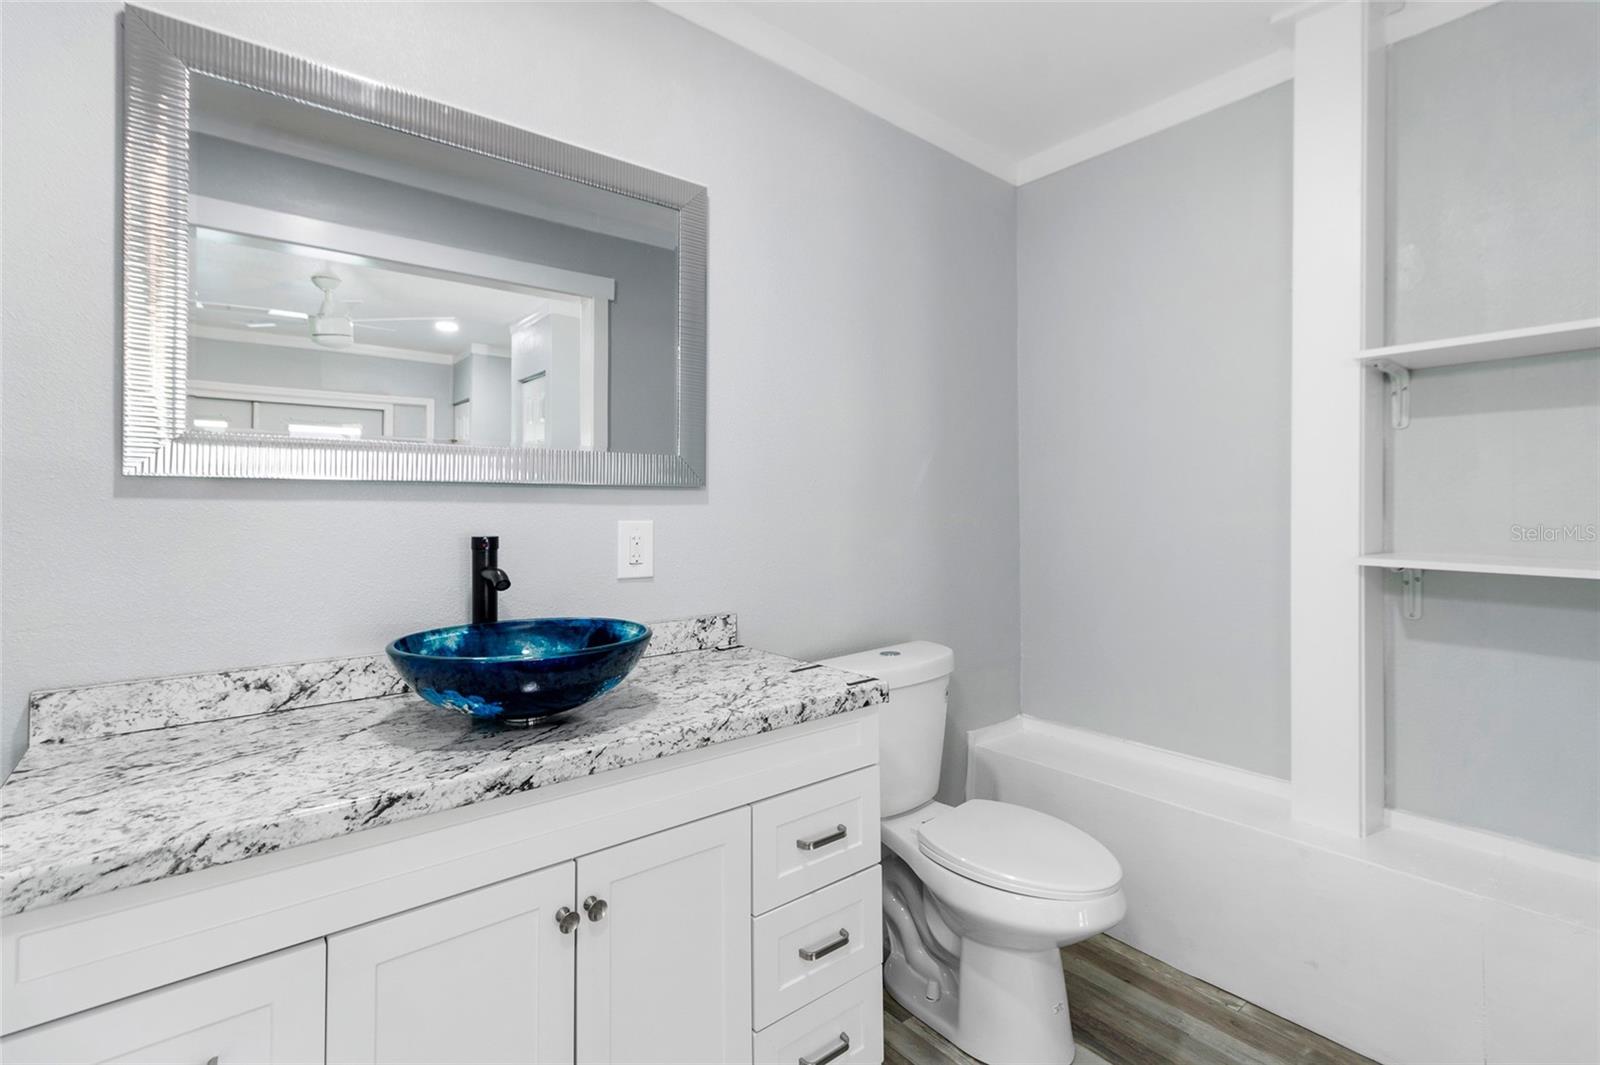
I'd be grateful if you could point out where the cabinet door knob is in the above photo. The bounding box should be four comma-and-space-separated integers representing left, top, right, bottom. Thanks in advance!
798, 927, 850, 961
796, 824, 848, 851
799, 1032, 850, 1065
556, 906, 580, 934
583, 895, 608, 922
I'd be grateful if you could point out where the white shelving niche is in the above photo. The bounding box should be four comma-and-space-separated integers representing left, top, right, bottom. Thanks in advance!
1359, 318, 1599, 587
1358, 310, 1598, 841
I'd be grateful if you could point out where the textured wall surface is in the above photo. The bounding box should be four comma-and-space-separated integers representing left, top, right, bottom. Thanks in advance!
0, 1, 1021, 796
1016, 86, 1293, 777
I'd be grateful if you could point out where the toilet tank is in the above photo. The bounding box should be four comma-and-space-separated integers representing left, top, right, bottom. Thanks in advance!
818, 641, 955, 817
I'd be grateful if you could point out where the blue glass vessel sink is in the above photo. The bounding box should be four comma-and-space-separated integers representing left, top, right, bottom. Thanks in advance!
387, 618, 652, 722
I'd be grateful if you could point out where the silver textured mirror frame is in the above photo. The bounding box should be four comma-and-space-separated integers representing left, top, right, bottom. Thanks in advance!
121, 7, 707, 485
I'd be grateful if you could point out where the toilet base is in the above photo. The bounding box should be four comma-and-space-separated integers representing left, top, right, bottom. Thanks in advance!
886, 936, 1077, 1064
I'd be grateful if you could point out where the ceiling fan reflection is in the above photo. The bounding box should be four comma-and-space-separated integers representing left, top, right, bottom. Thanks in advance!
197, 272, 456, 349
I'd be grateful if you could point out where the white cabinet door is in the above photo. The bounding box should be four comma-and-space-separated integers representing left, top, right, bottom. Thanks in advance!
0, 942, 323, 1065
576, 808, 752, 1065
327, 864, 576, 1065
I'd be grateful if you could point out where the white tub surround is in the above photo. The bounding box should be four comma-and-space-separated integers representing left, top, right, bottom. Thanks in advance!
969, 717, 1600, 1065
1, 615, 887, 1064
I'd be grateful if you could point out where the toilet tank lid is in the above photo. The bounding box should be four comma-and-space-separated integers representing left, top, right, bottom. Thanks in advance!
816, 641, 953, 689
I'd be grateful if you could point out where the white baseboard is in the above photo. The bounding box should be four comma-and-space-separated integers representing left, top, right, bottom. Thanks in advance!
968, 716, 1600, 1065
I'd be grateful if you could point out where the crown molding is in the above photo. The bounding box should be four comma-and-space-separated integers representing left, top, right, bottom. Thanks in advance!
1015, 49, 1295, 186
1382, 0, 1500, 44
654, 1, 1018, 183
659, 0, 1503, 189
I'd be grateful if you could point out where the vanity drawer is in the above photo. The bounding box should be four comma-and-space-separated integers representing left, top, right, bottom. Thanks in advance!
751, 767, 880, 913
0, 942, 324, 1064
753, 968, 883, 1065
753, 865, 882, 1029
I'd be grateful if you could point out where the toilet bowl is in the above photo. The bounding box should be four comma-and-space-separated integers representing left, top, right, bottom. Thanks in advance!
820, 642, 1126, 1065
880, 800, 1125, 1063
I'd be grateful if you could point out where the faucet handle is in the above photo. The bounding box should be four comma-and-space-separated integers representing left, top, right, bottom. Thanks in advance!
470, 536, 507, 625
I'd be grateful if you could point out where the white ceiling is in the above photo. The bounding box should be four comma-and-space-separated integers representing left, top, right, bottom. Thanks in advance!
659, 1, 1492, 185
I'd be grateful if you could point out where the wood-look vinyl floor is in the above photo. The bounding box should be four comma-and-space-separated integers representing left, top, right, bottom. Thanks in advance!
883, 934, 1379, 1065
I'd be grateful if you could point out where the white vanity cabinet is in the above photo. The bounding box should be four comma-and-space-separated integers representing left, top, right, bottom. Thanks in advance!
1, 711, 884, 1065
322, 810, 754, 1065
748, 767, 882, 1061
576, 809, 752, 1065
326, 865, 577, 1065
0, 942, 325, 1065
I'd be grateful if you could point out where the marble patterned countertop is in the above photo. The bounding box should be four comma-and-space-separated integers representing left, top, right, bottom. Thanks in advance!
0, 615, 886, 916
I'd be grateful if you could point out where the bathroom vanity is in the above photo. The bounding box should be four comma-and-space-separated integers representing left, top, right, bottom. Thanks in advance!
0, 616, 887, 1065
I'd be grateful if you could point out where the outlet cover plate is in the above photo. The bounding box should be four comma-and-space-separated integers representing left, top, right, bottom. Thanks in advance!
617, 520, 654, 580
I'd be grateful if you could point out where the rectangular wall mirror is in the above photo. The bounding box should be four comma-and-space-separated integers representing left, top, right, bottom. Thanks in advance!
122, 7, 707, 485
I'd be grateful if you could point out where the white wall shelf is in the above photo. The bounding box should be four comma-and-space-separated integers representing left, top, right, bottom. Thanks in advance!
1356, 318, 1600, 371
1357, 552, 1600, 581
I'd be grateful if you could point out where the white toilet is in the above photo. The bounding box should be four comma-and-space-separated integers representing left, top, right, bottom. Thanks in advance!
820, 642, 1126, 1065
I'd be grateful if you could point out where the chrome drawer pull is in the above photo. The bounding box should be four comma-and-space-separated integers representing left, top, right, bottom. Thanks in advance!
799, 1032, 850, 1065
796, 824, 848, 851
798, 927, 850, 961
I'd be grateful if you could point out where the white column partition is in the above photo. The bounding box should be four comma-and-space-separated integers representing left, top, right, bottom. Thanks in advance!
1288, 2, 1387, 836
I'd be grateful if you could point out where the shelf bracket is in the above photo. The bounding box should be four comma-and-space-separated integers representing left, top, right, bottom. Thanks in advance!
1398, 567, 1423, 620
1373, 359, 1411, 429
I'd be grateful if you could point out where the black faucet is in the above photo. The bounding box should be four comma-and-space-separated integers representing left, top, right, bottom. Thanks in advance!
471, 535, 511, 625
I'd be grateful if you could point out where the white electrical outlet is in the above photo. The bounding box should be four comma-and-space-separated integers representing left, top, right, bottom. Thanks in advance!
616, 520, 654, 579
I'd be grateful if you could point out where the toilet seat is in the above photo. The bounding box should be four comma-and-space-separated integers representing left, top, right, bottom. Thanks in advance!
916, 799, 1122, 901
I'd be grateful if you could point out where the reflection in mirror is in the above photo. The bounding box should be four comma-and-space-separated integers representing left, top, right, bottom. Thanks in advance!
186, 75, 681, 454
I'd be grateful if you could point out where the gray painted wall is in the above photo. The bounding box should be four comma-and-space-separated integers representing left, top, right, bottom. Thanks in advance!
191, 336, 455, 441
1384, 2, 1600, 855
0, 0, 1021, 798
1386, 1, 1599, 345
193, 133, 681, 455
1385, 571, 1599, 855
1390, 352, 1599, 563
1016, 86, 1294, 778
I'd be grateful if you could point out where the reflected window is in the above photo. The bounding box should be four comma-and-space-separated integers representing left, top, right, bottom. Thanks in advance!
286, 423, 363, 440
